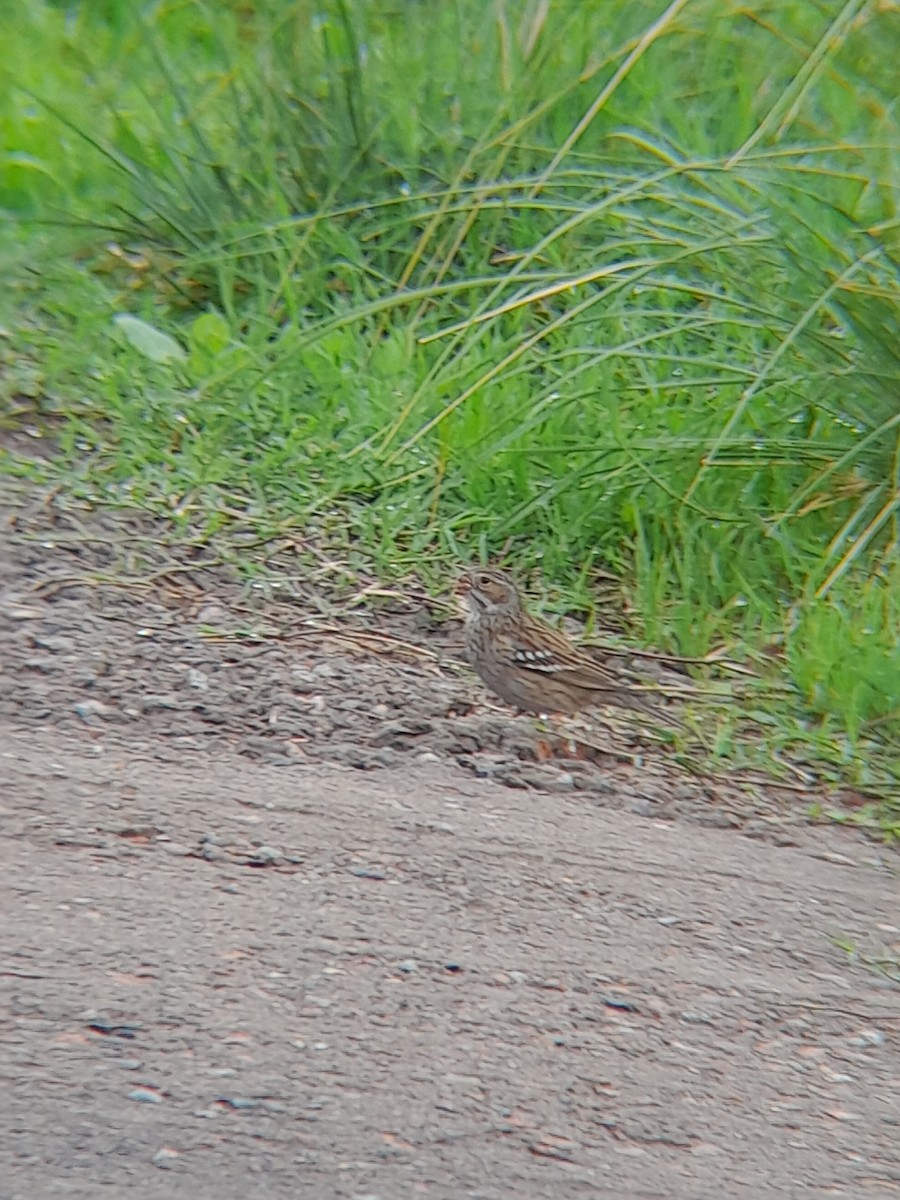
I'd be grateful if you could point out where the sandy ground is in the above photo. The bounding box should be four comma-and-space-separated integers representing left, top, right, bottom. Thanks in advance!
1, 493, 898, 1199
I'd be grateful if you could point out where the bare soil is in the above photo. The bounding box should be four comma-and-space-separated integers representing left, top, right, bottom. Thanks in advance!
1, 492, 898, 1199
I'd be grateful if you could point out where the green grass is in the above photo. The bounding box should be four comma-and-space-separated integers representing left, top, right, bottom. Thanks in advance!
1, 0, 898, 825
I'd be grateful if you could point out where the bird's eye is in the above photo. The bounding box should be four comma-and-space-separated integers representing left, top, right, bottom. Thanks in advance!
478, 573, 493, 588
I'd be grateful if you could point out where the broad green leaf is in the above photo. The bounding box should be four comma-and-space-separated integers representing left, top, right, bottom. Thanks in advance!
113, 314, 187, 364
190, 312, 231, 355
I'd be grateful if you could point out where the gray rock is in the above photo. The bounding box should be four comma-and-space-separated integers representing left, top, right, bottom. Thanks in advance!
141, 694, 182, 712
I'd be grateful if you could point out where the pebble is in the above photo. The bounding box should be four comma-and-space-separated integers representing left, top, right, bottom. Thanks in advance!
694, 810, 743, 829
383, 718, 436, 743
290, 667, 320, 688
850, 1029, 885, 1047
33, 634, 75, 652
250, 845, 282, 866
195, 603, 231, 626
506, 766, 573, 791
128, 1087, 163, 1104
74, 698, 114, 721
397, 960, 418, 974
629, 799, 656, 818
469, 759, 498, 779
152, 1147, 179, 1168
141, 694, 181, 712
22, 657, 57, 676
335, 746, 400, 769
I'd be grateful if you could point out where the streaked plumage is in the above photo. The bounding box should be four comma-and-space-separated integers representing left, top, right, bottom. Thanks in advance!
456, 567, 656, 717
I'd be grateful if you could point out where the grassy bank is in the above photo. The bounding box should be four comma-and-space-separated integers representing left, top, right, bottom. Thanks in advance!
2, 0, 898, 821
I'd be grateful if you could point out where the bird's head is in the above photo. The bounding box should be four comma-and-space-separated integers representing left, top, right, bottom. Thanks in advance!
455, 567, 522, 616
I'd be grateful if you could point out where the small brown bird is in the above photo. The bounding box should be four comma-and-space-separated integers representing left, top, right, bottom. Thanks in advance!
456, 567, 658, 717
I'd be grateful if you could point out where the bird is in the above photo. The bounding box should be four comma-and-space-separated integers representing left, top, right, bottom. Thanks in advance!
456, 566, 661, 718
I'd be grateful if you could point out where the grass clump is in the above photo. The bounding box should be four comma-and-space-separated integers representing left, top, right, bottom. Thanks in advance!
1, 0, 898, 821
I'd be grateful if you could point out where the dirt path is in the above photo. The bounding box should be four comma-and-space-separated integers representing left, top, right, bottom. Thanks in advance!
1, 496, 898, 1198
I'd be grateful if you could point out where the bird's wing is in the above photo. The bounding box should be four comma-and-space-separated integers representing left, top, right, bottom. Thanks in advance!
506, 621, 622, 691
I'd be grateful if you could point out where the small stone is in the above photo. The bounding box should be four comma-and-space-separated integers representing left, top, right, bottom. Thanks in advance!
196, 603, 230, 626
372, 703, 390, 719
128, 1087, 163, 1104
415, 751, 441, 765
850, 1028, 885, 1047
152, 1147, 179, 1168
370, 719, 433, 748
187, 668, 209, 691
397, 960, 417, 974
22, 657, 57, 676
33, 634, 75, 652
471, 760, 498, 778
74, 699, 113, 721
250, 846, 282, 867
695, 810, 742, 829
141, 694, 181, 712
629, 799, 656, 818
